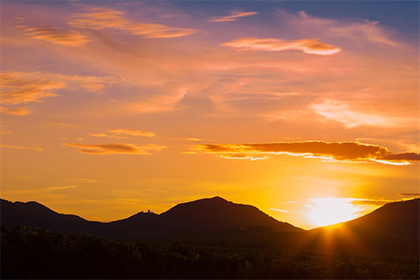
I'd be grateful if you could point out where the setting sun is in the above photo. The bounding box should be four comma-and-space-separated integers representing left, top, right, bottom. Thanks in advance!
308, 198, 362, 227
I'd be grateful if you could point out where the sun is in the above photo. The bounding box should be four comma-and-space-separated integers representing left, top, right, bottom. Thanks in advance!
308, 198, 361, 227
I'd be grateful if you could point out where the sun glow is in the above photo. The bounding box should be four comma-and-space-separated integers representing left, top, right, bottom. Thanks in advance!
308, 198, 362, 227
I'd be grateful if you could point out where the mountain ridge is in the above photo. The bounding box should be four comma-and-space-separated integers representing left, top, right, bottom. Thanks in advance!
1, 197, 418, 244
0, 196, 303, 241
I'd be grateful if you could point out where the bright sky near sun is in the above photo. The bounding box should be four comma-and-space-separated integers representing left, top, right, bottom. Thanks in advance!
1, 0, 419, 229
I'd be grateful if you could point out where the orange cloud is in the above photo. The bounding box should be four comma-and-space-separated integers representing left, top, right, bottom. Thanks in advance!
194, 141, 419, 165
399, 193, 420, 197
108, 129, 155, 137
0, 126, 11, 135
0, 106, 33, 115
1, 185, 78, 196
209, 11, 258, 22
22, 25, 90, 46
63, 143, 165, 155
0, 71, 62, 105
0, 71, 117, 114
0, 144, 42, 151
185, 137, 204, 142
222, 37, 341, 55
89, 133, 108, 137
68, 7, 196, 39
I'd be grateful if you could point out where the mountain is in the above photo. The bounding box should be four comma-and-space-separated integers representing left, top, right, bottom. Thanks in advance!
336, 198, 419, 239
1, 197, 418, 256
159, 196, 302, 233
312, 198, 420, 239
299, 199, 420, 256
0, 199, 104, 234
0, 197, 303, 241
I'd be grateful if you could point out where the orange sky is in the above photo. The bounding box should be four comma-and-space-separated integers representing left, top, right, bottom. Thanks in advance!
1, 1, 419, 229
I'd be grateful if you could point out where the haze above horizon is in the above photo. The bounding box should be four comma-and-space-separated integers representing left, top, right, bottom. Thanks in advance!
1, 0, 419, 229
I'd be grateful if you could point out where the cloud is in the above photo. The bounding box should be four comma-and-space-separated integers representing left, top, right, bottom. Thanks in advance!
279, 10, 399, 48
0, 71, 62, 105
0, 144, 42, 151
108, 129, 156, 137
221, 37, 341, 55
63, 143, 166, 155
129, 87, 188, 113
0, 106, 33, 115
89, 133, 108, 137
209, 11, 258, 22
399, 193, 420, 197
0, 71, 117, 114
350, 199, 390, 206
193, 141, 420, 165
269, 208, 289, 213
68, 7, 196, 39
285, 201, 297, 204
382, 153, 420, 161
185, 137, 203, 142
22, 24, 90, 46
1, 185, 78, 196
77, 178, 100, 183
311, 100, 412, 128
88, 129, 156, 138
0, 126, 11, 135
219, 154, 269, 161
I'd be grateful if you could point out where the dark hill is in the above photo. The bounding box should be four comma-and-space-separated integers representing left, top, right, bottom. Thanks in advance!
339, 198, 419, 239
159, 196, 303, 233
300, 199, 420, 255
0, 199, 104, 234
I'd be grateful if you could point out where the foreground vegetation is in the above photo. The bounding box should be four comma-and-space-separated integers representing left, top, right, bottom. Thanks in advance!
1, 224, 419, 279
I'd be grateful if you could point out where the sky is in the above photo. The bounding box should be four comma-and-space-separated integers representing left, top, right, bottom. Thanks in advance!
1, 0, 419, 229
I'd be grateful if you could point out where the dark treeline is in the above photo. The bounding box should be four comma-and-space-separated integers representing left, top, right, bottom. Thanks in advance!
2, 223, 419, 279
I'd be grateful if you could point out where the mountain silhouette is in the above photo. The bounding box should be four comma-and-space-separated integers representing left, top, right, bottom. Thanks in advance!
299, 198, 420, 255
333, 198, 419, 239
159, 196, 302, 233
0, 196, 302, 241
0, 199, 104, 234
1, 197, 418, 252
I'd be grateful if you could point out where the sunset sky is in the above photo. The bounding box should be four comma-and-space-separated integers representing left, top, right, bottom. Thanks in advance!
1, 0, 419, 229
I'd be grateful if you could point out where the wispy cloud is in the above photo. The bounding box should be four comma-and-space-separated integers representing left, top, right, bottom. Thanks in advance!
68, 7, 196, 39
0, 144, 42, 151
108, 129, 156, 137
311, 100, 413, 128
209, 11, 258, 22
21, 24, 90, 46
0, 71, 62, 105
129, 87, 188, 113
193, 141, 420, 165
222, 38, 341, 55
63, 143, 166, 155
0, 126, 11, 135
0, 106, 33, 115
269, 208, 289, 213
349, 199, 391, 206
77, 178, 100, 183
1, 185, 78, 196
279, 10, 399, 48
89, 129, 156, 138
399, 193, 420, 197
89, 133, 108, 137
0, 71, 117, 114
184, 137, 204, 142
